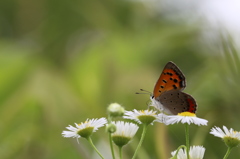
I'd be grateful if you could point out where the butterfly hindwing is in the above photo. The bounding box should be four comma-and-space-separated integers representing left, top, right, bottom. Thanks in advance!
156, 90, 197, 115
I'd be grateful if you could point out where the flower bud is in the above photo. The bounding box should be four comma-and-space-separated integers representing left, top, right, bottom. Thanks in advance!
106, 123, 117, 133
107, 103, 125, 117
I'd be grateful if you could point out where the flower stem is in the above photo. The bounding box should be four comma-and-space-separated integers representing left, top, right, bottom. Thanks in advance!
86, 137, 105, 159
223, 147, 232, 159
185, 124, 190, 159
107, 115, 116, 159
109, 133, 116, 159
132, 124, 148, 159
119, 146, 123, 159
171, 145, 187, 159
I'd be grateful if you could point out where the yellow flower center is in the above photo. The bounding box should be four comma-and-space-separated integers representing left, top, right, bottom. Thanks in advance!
233, 131, 239, 134
140, 110, 156, 115
178, 112, 196, 117
78, 121, 90, 127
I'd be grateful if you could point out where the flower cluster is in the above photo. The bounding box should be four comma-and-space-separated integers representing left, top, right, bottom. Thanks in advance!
61, 101, 239, 159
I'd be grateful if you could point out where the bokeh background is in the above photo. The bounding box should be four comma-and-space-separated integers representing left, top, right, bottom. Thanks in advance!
1, 0, 240, 159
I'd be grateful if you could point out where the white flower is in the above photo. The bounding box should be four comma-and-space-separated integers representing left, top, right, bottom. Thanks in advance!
62, 118, 107, 139
111, 121, 139, 147
156, 113, 169, 124
210, 126, 240, 139
123, 109, 158, 125
112, 121, 139, 138
165, 112, 208, 126
210, 126, 240, 148
171, 146, 205, 159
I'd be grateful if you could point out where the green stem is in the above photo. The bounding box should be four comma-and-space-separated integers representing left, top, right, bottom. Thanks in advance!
119, 146, 123, 159
132, 124, 148, 159
185, 124, 190, 159
107, 115, 115, 159
109, 133, 115, 159
223, 147, 232, 159
107, 115, 112, 123
86, 137, 105, 159
171, 145, 187, 159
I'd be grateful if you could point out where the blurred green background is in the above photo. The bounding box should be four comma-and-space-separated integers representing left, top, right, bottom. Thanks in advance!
1, 0, 240, 159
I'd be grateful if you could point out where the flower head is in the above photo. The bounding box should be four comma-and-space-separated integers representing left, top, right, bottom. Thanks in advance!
171, 146, 205, 159
107, 103, 125, 117
62, 118, 107, 139
111, 121, 139, 147
123, 109, 158, 125
165, 112, 208, 126
210, 126, 240, 148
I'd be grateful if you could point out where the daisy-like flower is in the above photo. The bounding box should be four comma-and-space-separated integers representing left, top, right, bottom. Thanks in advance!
123, 109, 159, 125
62, 118, 107, 139
210, 126, 240, 148
111, 121, 139, 147
164, 112, 208, 126
171, 146, 205, 159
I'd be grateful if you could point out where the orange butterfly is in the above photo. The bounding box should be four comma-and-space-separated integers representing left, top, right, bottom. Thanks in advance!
150, 61, 197, 115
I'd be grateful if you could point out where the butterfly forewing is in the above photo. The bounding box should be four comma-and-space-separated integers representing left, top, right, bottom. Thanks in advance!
153, 62, 186, 98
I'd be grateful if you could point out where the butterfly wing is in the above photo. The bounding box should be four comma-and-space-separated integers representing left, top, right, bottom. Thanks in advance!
153, 61, 186, 98
155, 90, 197, 115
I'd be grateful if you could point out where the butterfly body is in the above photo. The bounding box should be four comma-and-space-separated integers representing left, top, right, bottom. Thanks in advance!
150, 61, 197, 115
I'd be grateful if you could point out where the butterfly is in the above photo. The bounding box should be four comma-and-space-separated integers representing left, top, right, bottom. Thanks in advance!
150, 61, 197, 115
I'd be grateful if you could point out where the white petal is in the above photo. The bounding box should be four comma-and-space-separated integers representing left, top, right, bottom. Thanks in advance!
112, 121, 139, 138
123, 109, 157, 124
165, 115, 208, 126
62, 118, 107, 139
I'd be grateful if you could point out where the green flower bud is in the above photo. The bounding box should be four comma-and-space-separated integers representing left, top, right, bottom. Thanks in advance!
107, 103, 125, 117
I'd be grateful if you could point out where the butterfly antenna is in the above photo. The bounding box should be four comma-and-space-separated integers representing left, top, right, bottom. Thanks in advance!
140, 89, 152, 93
136, 89, 152, 95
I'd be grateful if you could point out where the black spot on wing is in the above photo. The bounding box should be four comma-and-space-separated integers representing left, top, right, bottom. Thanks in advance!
172, 85, 177, 89
173, 79, 178, 83
162, 79, 167, 83
167, 72, 173, 76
